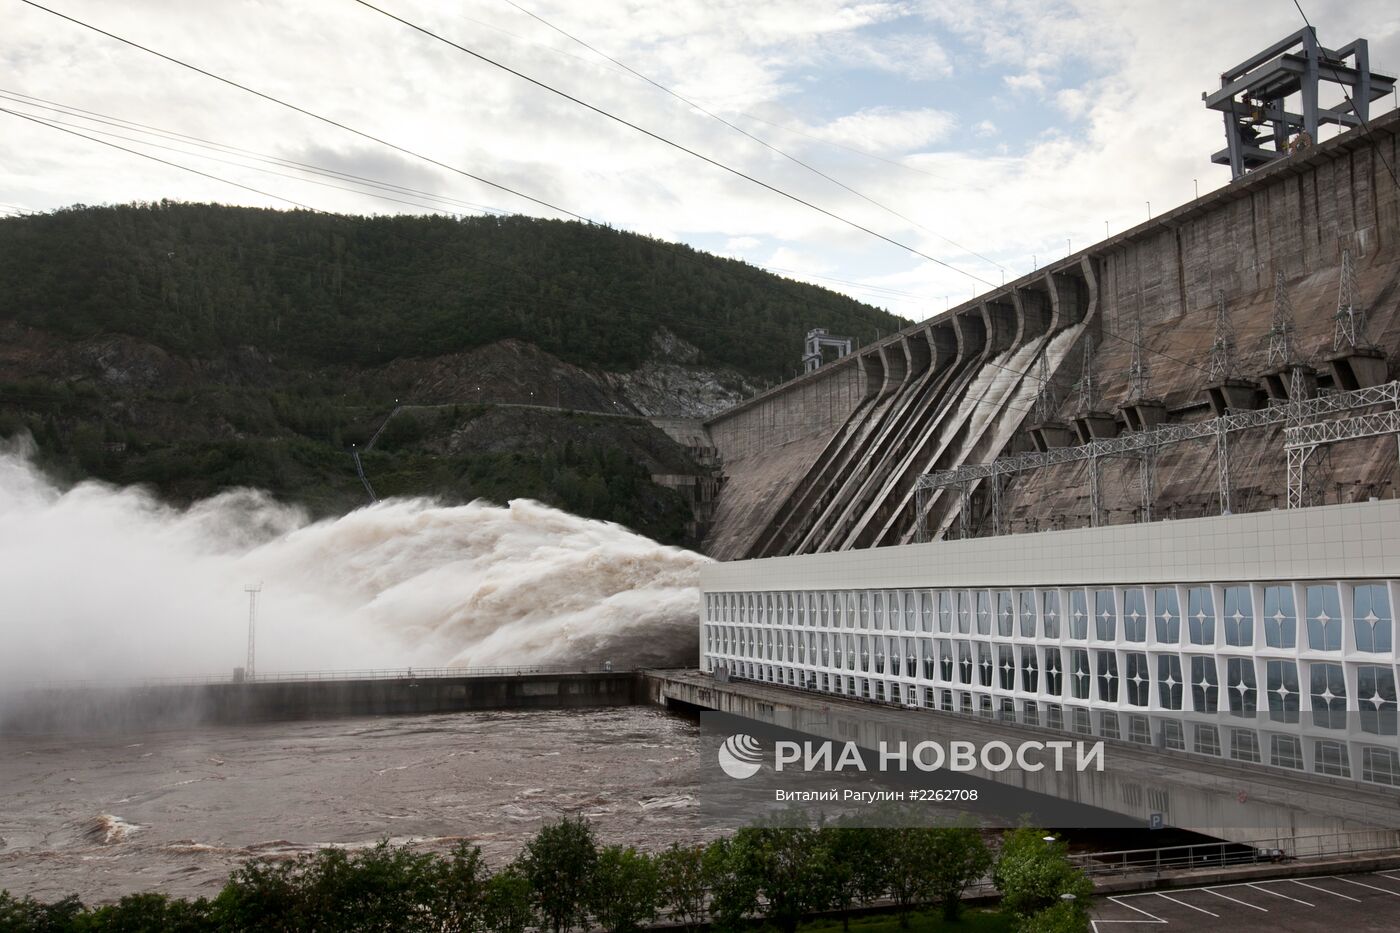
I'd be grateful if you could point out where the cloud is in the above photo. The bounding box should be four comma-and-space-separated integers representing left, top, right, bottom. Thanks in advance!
806, 106, 957, 153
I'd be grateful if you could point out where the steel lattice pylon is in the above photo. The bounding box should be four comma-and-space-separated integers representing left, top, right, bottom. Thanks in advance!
1076, 338, 1097, 413
1127, 312, 1151, 400
1268, 271, 1296, 368
1206, 289, 1238, 382
1333, 248, 1367, 351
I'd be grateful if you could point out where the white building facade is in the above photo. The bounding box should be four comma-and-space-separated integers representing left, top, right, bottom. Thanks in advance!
700, 500, 1400, 787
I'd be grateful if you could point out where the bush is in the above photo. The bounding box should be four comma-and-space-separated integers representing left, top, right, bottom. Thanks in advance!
992, 828, 1092, 922
589, 845, 659, 932
656, 843, 708, 931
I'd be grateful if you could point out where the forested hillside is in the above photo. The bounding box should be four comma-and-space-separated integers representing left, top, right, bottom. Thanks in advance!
0, 203, 908, 547
0, 202, 904, 381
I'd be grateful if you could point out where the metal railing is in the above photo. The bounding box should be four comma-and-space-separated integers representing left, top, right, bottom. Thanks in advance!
1069, 828, 1400, 878
3, 664, 631, 692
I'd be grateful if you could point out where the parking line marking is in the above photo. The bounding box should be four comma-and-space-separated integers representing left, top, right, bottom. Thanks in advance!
1109, 896, 1169, 920
1246, 883, 1312, 906
1203, 888, 1268, 911
1286, 879, 1361, 901
1333, 875, 1400, 897
1376, 872, 1400, 883
1155, 892, 1217, 915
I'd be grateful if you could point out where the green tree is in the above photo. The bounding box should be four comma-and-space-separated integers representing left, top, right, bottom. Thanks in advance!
482, 867, 534, 933
76, 892, 214, 932
655, 843, 708, 932
884, 827, 940, 926
993, 828, 1093, 921
589, 845, 660, 933
729, 826, 839, 933
431, 842, 491, 932
516, 815, 599, 933
928, 826, 993, 921
0, 891, 85, 933
821, 825, 889, 930
700, 837, 757, 933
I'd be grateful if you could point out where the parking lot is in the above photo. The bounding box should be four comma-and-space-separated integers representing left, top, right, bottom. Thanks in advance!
1091, 870, 1400, 931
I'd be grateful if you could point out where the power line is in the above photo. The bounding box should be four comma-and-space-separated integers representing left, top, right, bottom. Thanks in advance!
0, 89, 517, 218
350, 0, 997, 289
496, 0, 1007, 275
0, 107, 320, 211
16, 0, 588, 222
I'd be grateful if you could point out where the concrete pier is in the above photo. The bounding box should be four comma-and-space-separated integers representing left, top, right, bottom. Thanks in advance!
0, 670, 643, 734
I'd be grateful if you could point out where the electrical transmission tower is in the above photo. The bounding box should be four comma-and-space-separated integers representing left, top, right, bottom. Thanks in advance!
1206, 289, 1238, 382
1127, 311, 1151, 400
1033, 352, 1056, 423
1268, 271, 1295, 368
245, 583, 262, 681
1076, 339, 1097, 413
1333, 248, 1367, 351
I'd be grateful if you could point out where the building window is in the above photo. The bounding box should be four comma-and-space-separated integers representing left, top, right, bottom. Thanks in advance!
1096, 652, 1119, 703
997, 591, 1015, 637
1042, 591, 1061, 638
1161, 719, 1185, 751
831, 592, 843, 628
979, 694, 994, 718
1098, 712, 1120, 740
1270, 735, 1304, 770
905, 638, 918, 679
1044, 649, 1063, 697
1263, 585, 1296, 648
1070, 649, 1090, 700
1020, 647, 1039, 693
976, 591, 992, 635
1018, 591, 1036, 638
998, 646, 1015, 691
1187, 587, 1216, 646
1123, 589, 1148, 643
858, 592, 869, 629
939, 640, 954, 682
940, 689, 954, 711
1128, 715, 1152, 744
873, 638, 886, 674
957, 590, 972, 634
888, 638, 902, 677
1125, 652, 1150, 707
1094, 589, 1117, 641
1194, 724, 1221, 756
1230, 728, 1261, 763
920, 592, 934, 632
832, 636, 844, 668
1071, 707, 1093, 735
1362, 747, 1400, 786
1265, 660, 1299, 723
938, 591, 953, 633
1309, 662, 1347, 730
817, 592, 828, 627
902, 591, 917, 631
921, 639, 935, 680
1070, 590, 1089, 639
846, 635, 857, 670
1352, 584, 1393, 653
978, 644, 993, 687
958, 643, 973, 684
960, 692, 973, 714
1306, 584, 1342, 651
1315, 740, 1350, 778
1154, 587, 1180, 643
1191, 657, 1219, 713
845, 593, 857, 629
1358, 665, 1397, 736
1047, 704, 1064, 731
1226, 658, 1257, 716
999, 697, 1016, 720
1024, 701, 1040, 727
1223, 586, 1253, 647
1157, 655, 1183, 710
872, 592, 885, 630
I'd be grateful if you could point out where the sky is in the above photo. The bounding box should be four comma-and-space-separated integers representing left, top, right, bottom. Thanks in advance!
2, 0, 1398, 325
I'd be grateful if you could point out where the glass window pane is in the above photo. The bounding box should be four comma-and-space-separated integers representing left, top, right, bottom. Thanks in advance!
1187, 587, 1216, 645
1123, 589, 1147, 643
1306, 585, 1342, 651
1224, 586, 1253, 647
1094, 589, 1116, 641
1353, 584, 1393, 653
1263, 585, 1296, 648
1154, 587, 1180, 643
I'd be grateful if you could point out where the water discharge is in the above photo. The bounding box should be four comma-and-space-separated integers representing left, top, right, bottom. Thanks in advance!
0, 436, 708, 684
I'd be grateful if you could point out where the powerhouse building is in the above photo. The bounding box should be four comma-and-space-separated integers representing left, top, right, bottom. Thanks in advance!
700, 498, 1400, 788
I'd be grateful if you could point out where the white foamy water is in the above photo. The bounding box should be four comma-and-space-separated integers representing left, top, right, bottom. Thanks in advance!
0, 437, 708, 684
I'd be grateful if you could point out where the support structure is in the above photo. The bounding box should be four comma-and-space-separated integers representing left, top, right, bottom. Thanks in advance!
803, 328, 855, 373
1334, 248, 1366, 351
1268, 271, 1296, 368
1205, 28, 1396, 179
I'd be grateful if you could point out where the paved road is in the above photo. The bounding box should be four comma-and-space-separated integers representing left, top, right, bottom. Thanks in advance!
1092, 870, 1400, 931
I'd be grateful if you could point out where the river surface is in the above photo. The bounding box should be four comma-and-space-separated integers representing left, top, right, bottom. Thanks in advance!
0, 707, 709, 904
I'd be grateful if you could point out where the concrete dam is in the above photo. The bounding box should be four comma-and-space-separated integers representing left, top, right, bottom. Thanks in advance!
699, 108, 1400, 561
